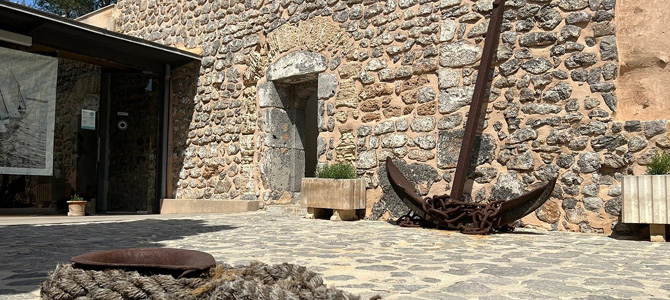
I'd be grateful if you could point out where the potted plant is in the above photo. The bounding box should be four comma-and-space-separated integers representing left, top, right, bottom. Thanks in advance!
302, 162, 366, 221
67, 194, 87, 217
622, 150, 670, 241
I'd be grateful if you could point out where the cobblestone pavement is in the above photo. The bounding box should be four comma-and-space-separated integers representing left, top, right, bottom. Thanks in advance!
2, 211, 670, 299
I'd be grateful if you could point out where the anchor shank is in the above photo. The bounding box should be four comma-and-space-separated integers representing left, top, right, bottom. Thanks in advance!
450, 0, 506, 201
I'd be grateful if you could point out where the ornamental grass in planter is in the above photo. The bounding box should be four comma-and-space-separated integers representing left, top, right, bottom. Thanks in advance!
646, 150, 670, 175
315, 163, 357, 179
302, 163, 366, 221
622, 150, 670, 241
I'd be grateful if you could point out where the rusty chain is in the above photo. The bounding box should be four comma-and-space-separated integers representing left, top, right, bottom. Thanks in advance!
397, 194, 514, 235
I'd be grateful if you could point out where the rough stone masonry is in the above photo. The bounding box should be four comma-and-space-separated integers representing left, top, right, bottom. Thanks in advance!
111, 0, 665, 235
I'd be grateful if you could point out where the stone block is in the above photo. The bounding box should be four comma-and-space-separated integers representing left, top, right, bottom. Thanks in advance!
264, 108, 307, 150
258, 81, 289, 108
473, 134, 496, 165
440, 41, 482, 67
491, 173, 524, 201
438, 114, 463, 130
262, 148, 305, 192
509, 151, 536, 171
374, 120, 395, 135
267, 51, 328, 82
644, 120, 667, 138
317, 72, 338, 99
519, 32, 557, 47
410, 116, 436, 132
357, 150, 377, 169
437, 68, 460, 89
382, 134, 408, 148
439, 86, 474, 114
439, 19, 457, 42
264, 108, 293, 148
318, 100, 326, 131
437, 129, 464, 168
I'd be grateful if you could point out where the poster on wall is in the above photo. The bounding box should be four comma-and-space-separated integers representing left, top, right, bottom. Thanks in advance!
81, 109, 96, 130
0, 46, 58, 176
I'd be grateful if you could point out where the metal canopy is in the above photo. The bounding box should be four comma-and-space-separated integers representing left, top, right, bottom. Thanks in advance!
0, 1, 200, 72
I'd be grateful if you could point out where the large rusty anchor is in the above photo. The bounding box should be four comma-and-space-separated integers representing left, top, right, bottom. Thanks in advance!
387, 0, 556, 234
387, 157, 557, 234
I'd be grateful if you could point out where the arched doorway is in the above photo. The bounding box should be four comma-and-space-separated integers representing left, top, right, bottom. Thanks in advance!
259, 51, 336, 198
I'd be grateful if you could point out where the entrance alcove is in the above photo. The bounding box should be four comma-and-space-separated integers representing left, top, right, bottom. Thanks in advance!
259, 51, 336, 199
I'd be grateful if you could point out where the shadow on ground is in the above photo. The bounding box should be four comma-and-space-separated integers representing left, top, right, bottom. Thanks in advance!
0, 218, 236, 295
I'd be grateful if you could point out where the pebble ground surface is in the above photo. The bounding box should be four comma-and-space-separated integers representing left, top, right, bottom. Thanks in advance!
1, 211, 670, 299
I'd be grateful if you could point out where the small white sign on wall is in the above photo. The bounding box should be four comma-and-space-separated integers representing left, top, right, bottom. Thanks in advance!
81, 109, 96, 130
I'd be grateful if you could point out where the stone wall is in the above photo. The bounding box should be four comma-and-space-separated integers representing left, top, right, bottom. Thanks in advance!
53, 60, 101, 183
169, 62, 199, 199
113, 0, 664, 234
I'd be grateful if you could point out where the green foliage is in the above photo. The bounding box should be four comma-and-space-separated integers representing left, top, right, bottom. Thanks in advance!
646, 150, 670, 175
32, 0, 117, 19
70, 194, 85, 202
316, 163, 357, 179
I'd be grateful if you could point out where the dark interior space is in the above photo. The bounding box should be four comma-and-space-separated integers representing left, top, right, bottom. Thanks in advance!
0, 68, 162, 214
293, 81, 319, 179
104, 72, 160, 213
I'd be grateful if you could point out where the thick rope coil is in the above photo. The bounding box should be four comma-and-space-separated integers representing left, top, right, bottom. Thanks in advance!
41, 261, 380, 300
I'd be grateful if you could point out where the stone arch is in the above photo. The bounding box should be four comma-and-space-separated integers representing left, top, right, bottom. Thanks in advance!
265, 17, 350, 62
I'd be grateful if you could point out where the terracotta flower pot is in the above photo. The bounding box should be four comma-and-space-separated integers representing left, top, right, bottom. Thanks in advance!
67, 201, 87, 216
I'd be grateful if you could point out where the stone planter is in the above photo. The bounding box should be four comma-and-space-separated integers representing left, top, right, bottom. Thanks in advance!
622, 175, 670, 241
67, 201, 87, 217
301, 178, 366, 221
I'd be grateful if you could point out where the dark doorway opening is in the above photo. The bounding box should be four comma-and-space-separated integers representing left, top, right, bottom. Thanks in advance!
292, 81, 319, 179
98, 71, 161, 213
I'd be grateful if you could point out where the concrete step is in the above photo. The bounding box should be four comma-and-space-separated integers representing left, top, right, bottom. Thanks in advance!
160, 199, 259, 214
265, 205, 307, 216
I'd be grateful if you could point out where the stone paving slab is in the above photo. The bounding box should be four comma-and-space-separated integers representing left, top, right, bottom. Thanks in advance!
1, 211, 670, 299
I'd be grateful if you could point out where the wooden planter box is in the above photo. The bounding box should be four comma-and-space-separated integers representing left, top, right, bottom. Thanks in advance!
622, 175, 670, 242
301, 178, 366, 221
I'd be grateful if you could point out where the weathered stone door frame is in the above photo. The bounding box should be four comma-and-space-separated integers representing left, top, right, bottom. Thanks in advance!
258, 51, 337, 201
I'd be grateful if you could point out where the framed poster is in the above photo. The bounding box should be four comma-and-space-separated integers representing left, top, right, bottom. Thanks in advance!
0, 46, 58, 176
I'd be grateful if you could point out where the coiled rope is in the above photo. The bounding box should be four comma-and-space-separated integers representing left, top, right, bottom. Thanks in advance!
41, 261, 380, 300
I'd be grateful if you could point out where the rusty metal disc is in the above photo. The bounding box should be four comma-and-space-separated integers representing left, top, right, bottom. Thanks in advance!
71, 248, 216, 278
